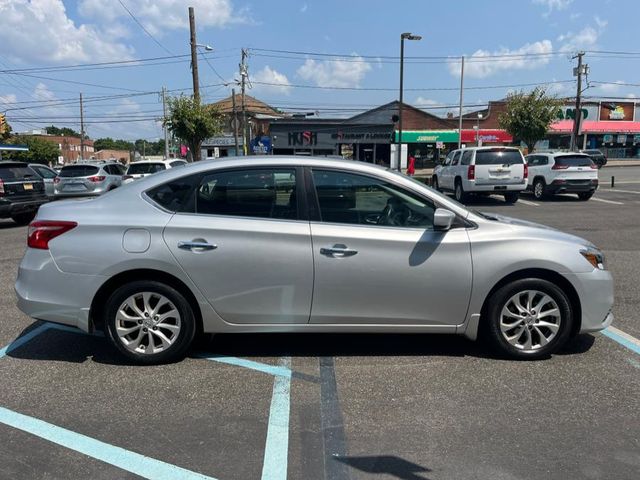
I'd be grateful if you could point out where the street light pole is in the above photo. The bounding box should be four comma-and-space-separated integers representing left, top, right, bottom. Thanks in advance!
476, 113, 483, 146
398, 32, 421, 171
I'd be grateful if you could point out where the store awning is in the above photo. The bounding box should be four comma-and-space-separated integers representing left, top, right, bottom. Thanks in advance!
460, 129, 513, 143
550, 120, 640, 134
395, 130, 458, 143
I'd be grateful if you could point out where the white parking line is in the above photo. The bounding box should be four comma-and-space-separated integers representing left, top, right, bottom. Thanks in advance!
599, 188, 640, 195
518, 199, 539, 206
590, 197, 624, 205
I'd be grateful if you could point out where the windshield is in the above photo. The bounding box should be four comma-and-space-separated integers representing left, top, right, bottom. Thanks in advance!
475, 149, 524, 165
127, 163, 166, 175
59, 165, 99, 177
555, 155, 593, 167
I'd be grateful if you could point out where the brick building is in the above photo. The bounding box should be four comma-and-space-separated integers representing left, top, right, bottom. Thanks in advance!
19, 133, 94, 164
93, 149, 131, 163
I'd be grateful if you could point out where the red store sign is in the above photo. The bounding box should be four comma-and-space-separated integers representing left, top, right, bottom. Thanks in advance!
460, 129, 513, 143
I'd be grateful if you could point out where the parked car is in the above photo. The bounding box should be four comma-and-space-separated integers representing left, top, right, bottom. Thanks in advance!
525, 152, 598, 200
581, 149, 607, 168
54, 162, 124, 198
123, 159, 187, 184
16, 157, 613, 364
0, 161, 48, 224
432, 147, 527, 203
28, 163, 58, 198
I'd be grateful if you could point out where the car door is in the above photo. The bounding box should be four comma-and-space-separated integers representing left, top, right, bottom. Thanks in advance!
308, 168, 472, 326
160, 166, 314, 324
441, 151, 460, 191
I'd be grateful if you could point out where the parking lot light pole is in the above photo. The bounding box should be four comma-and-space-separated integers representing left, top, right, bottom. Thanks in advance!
398, 32, 421, 171
476, 113, 483, 146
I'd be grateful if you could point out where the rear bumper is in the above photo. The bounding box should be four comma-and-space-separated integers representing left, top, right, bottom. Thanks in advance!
563, 269, 614, 333
15, 248, 106, 332
0, 197, 48, 218
466, 182, 527, 192
547, 182, 598, 194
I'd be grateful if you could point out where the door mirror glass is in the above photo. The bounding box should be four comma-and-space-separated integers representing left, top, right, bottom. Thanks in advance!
433, 208, 456, 231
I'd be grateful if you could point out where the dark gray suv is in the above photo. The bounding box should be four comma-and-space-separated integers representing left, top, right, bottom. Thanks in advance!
0, 161, 48, 224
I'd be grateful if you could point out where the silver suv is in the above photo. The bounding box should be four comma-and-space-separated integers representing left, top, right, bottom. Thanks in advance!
54, 162, 125, 198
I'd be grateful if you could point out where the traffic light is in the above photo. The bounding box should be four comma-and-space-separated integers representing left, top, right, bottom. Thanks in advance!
0, 113, 5, 135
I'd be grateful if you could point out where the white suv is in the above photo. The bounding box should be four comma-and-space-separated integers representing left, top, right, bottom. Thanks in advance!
525, 152, 598, 201
433, 147, 527, 203
123, 159, 188, 184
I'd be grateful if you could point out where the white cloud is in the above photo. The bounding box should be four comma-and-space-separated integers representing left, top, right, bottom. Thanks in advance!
532, 0, 573, 15
300, 3, 308, 13
558, 17, 606, 52
0, 0, 134, 63
546, 79, 572, 96
297, 55, 372, 88
0, 93, 18, 106
414, 97, 442, 107
448, 40, 553, 79
252, 66, 292, 95
78, 0, 245, 35
595, 80, 624, 93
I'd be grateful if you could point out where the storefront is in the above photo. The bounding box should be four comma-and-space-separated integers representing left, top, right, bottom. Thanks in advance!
394, 130, 458, 168
459, 129, 513, 147
270, 121, 394, 164
201, 135, 244, 159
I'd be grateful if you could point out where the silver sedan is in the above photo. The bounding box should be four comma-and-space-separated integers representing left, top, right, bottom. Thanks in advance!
15, 157, 614, 364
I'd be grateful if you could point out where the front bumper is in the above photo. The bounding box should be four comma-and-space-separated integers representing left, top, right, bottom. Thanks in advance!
564, 268, 614, 333
15, 248, 106, 332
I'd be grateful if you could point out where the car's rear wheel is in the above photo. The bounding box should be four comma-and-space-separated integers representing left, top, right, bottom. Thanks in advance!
104, 281, 196, 364
532, 179, 546, 200
431, 176, 440, 192
483, 278, 573, 359
11, 212, 37, 225
504, 192, 519, 204
577, 191, 594, 201
454, 179, 467, 202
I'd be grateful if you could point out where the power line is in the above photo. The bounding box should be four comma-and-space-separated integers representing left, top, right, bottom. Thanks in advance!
117, 0, 173, 55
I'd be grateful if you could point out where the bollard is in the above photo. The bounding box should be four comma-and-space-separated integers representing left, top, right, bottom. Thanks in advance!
611, 176, 615, 188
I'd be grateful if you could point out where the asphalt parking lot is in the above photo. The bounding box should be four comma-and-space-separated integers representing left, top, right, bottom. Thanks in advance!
0, 166, 638, 480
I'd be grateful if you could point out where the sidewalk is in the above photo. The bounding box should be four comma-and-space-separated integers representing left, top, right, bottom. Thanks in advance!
413, 158, 640, 178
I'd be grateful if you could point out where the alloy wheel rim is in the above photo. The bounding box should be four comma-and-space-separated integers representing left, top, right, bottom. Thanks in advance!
534, 182, 543, 198
455, 184, 462, 200
115, 292, 181, 355
499, 290, 561, 351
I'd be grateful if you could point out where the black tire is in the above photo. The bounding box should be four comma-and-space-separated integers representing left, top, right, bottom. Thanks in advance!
454, 179, 467, 203
504, 192, 519, 204
431, 176, 440, 192
104, 281, 196, 365
11, 211, 37, 225
532, 178, 547, 200
578, 191, 594, 201
483, 278, 573, 359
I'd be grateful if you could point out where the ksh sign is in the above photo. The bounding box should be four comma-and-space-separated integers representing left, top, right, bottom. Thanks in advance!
288, 131, 317, 146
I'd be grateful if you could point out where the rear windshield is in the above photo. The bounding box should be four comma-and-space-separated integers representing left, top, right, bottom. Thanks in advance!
475, 149, 524, 165
127, 163, 166, 175
0, 164, 37, 180
59, 165, 100, 177
555, 155, 593, 167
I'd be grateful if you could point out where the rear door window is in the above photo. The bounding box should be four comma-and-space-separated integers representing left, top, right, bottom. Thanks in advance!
127, 163, 166, 175
0, 164, 37, 180
461, 151, 473, 165
475, 149, 524, 165
554, 155, 594, 167
31, 165, 57, 178
451, 151, 461, 166
59, 165, 99, 177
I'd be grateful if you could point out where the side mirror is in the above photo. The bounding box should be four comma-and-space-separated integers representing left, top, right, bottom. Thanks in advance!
433, 208, 456, 231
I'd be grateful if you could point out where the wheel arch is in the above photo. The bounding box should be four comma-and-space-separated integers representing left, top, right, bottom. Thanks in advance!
478, 268, 582, 337
89, 268, 204, 334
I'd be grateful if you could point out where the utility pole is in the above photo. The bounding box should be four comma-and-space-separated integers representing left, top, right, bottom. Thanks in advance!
232, 87, 240, 155
143, 140, 146, 160
570, 51, 586, 151
79, 93, 85, 161
189, 7, 200, 104
457, 56, 465, 149
240, 48, 248, 155
162, 87, 169, 159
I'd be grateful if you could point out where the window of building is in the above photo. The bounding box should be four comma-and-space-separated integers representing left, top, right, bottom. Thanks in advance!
312, 169, 435, 228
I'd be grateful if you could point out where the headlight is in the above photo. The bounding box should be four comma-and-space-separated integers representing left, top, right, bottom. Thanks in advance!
580, 246, 606, 270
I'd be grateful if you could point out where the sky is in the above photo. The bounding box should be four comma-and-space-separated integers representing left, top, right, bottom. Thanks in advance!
0, 0, 638, 141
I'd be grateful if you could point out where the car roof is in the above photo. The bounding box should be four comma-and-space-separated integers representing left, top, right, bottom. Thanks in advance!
129, 159, 179, 164
0, 161, 28, 167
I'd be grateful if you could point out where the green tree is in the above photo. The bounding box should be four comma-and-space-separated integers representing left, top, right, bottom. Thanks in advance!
498, 87, 561, 153
6, 136, 60, 164
94, 137, 134, 152
167, 95, 223, 161
45, 125, 81, 137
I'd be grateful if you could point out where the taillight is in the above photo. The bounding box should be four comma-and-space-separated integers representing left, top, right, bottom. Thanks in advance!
53, 177, 61, 184
590, 162, 598, 169
0, 178, 4, 196
467, 165, 475, 180
87, 176, 106, 183
523, 163, 528, 180
27, 221, 77, 250
551, 163, 569, 170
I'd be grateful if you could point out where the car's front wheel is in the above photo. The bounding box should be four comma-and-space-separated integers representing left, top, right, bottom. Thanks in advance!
532, 179, 546, 200
454, 179, 467, 203
104, 281, 196, 364
578, 191, 594, 201
431, 176, 440, 192
483, 278, 573, 359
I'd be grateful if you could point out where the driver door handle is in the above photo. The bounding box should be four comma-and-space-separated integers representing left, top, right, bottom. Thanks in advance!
320, 244, 358, 258
178, 241, 217, 251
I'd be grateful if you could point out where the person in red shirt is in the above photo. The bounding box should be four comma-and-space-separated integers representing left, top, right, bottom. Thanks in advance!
407, 155, 416, 176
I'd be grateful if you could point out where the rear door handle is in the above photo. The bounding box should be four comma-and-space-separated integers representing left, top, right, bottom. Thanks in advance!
178, 241, 217, 251
320, 244, 358, 257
